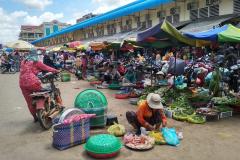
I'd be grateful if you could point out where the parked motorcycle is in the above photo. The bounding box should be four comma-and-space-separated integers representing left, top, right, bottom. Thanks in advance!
37, 71, 61, 84
30, 72, 64, 129
227, 64, 240, 92
0, 59, 16, 74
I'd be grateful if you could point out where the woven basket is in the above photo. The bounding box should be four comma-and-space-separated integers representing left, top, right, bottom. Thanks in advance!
52, 119, 90, 150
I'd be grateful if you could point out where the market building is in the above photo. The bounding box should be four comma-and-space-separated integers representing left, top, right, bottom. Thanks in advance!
19, 20, 70, 43
76, 13, 98, 23
41, 20, 71, 37
19, 25, 44, 43
32, 0, 240, 47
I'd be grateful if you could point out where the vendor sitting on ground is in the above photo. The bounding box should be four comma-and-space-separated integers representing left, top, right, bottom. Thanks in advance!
122, 65, 136, 84
103, 64, 121, 84
126, 93, 167, 133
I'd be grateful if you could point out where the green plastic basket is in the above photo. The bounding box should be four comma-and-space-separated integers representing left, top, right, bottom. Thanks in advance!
61, 73, 71, 82
74, 89, 108, 127
108, 84, 121, 90
84, 134, 122, 154
82, 107, 107, 127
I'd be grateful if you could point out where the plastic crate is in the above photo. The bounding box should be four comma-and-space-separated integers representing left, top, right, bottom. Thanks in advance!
164, 108, 174, 118
205, 114, 220, 121
220, 111, 233, 119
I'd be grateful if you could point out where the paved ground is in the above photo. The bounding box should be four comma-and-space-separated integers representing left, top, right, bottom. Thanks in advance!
0, 73, 240, 160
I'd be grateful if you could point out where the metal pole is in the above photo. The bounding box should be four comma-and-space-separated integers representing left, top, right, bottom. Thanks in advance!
173, 51, 177, 88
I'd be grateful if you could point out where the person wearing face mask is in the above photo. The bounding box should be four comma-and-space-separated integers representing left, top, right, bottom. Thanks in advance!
19, 49, 59, 122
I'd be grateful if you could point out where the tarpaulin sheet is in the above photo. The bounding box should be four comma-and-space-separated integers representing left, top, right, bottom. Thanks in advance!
137, 20, 196, 47
184, 25, 228, 41
184, 24, 240, 43
218, 24, 240, 42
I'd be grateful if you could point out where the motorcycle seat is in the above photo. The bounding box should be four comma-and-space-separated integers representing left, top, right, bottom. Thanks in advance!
30, 91, 51, 97
30, 86, 52, 97
40, 87, 52, 92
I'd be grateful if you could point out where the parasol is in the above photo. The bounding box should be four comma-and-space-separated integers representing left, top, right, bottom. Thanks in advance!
6, 40, 35, 50
68, 41, 82, 48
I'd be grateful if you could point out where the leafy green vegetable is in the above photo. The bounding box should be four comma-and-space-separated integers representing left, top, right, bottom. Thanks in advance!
187, 115, 206, 124
173, 111, 188, 121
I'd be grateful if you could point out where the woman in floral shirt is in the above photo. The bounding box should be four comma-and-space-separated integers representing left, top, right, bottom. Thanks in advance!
19, 49, 58, 122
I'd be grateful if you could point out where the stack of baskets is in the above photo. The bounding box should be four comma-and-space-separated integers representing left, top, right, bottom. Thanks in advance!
74, 89, 108, 127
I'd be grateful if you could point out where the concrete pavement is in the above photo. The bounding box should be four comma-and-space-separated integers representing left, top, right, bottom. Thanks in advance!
0, 73, 240, 160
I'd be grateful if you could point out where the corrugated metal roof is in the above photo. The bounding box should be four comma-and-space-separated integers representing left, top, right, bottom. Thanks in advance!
32, 0, 173, 44
180, 14, 237, 33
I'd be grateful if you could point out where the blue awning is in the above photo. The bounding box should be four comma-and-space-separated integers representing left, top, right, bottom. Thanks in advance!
183, 25, 228, 41
32, 0, 173, 44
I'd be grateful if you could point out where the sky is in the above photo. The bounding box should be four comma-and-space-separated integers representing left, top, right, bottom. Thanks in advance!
0, 0, 135, 44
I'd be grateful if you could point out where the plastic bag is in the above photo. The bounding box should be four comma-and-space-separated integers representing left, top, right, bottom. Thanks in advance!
107, 122, 125, 136
161, 127, 180, 146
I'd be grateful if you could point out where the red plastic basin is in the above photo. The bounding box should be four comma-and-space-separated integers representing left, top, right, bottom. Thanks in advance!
86, 151, 119, 159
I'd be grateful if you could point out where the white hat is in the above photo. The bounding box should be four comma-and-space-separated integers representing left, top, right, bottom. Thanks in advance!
147, 93, 163, 109
156, 71, 165, 76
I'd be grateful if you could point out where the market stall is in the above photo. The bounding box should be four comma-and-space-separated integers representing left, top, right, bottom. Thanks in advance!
184, 24, 240, 43
6, 40, 35, 50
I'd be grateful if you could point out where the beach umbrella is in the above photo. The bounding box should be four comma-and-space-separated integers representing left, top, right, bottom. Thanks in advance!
68, 41, 82, 48
6, 40, 35, 50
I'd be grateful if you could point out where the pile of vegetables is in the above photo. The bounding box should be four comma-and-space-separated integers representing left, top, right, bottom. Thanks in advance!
173, 110, 188, 121
154, 87, 169, 97
212, 97, 240, 106
212, 97, 230, 105
149, 131, 166, 145
142, 86, 159, 95
162, 89, 181, 104
215, 105, 232, 112
187, 114, 206, 124
137, 95, 147, 105
170, 96, 192, 110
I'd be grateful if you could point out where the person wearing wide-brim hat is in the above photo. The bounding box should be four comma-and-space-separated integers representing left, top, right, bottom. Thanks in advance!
126, 93, 167, 133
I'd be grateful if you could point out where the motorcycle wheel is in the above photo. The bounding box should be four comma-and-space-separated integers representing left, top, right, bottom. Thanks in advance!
37, 102, 52, 130
9, 67, 16, 74
0, 66, 6, 74
224, 54, 237, 68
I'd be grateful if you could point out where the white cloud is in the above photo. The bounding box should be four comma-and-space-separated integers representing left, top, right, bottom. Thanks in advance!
23, 12, 64, 25
66, 0, 135, 25
92, 0, 135, 14
0, 8, 63, 44
67, 10, 90, 25
16, 0, 53, 10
